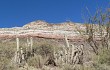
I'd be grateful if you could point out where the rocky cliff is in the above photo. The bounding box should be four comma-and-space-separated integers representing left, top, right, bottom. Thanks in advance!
0, 20, 90, 41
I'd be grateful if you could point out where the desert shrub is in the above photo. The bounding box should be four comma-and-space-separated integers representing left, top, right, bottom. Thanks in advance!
62, 64, 75, 70
0, 41, 18, 70
27, 55, 43, 68
0, 42, 16, 59
35, 43, 54, 57
0, 56, 17, 70
1, 46, 15, 59
93, 63, 108, 70
0, 57, 9, 70
98, 49, 110, 65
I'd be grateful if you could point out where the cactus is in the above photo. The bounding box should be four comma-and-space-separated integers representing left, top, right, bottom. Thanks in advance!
64, 34, 71, 63
64, 48, 68, 63
15, 37, 20, 64
60, 51, 64, 64
71, 44, 75, 63
64, 35, 69, 48
27, 37, 30, 47
20, 48, 25, 66
30, 37, 33, 52
16, 37, 19, 52
53, 47, 57, 63
20, 48, 24, 61
26, 37, 33, 52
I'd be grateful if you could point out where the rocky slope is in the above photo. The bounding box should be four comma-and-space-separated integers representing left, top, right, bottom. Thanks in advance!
0, 20, 93, 41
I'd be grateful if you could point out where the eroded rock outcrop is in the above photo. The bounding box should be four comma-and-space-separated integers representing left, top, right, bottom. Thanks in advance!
0, 20, 87, 41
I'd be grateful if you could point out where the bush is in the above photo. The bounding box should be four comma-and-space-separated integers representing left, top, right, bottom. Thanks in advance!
0, 42, 16, 59
0, 57, 9, 70
98, 49, 110, 65
62, 64, 75, 70
0, 57, 17, 70
27, 55, 43, 68
35, 43, 54, 57
0, 41, 18, 70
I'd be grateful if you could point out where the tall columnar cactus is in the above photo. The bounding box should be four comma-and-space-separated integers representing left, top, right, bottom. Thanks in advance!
64, 35, 69, 48
60, 51, 64, 64
78, 44, 84, 64
64, 34, 70, 63
20, 48, 25, 65
63, 48, 67, 63
71, 44, 75, 63
20, 48, 24, 60
16, 37, 19, 52
30, 37, 33, 52
53, 47, 57, 63
72, 44, 84, 64
15, 37, 20, 64
27, 37, 30, 47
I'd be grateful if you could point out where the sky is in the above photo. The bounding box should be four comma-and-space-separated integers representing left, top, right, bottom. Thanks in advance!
0, 0, 110, 28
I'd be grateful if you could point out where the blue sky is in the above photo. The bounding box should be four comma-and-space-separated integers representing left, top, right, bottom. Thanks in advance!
0, 0, 109, 28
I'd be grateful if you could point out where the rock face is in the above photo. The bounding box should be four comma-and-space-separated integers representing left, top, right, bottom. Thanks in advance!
23, 20, 48, 29
23, 20, 86, 31
0, 20, 87, 41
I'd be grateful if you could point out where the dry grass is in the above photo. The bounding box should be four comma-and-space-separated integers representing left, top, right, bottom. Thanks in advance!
0, 38, 110, 70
